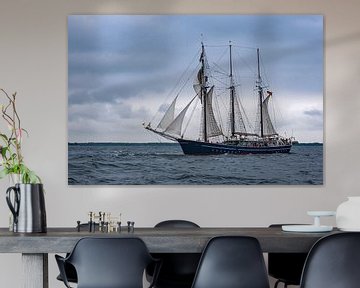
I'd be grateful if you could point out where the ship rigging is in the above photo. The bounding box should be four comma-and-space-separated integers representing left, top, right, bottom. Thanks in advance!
145, 42, 292, 155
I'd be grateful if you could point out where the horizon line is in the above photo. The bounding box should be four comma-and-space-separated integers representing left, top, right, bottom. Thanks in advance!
68, 141, 323, 145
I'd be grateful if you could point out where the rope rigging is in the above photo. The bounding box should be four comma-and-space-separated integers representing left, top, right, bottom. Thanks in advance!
147, 42, 284, 143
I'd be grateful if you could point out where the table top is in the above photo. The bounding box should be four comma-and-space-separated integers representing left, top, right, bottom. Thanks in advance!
0, 227, 340, 254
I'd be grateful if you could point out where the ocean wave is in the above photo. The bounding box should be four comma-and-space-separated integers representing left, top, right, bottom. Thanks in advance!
68, 144, 323, 185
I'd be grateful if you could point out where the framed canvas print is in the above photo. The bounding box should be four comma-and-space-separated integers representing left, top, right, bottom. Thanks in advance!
68, 15, 323, 185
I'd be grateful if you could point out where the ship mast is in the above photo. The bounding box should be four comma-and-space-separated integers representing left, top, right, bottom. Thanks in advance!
229, 42, 236, 138
200, 42, 208, 142
257, 48, 264, 138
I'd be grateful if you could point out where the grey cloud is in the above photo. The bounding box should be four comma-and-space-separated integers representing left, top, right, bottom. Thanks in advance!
304, 109, 323, 117
68, 15, 323, 142
69, 101, 150, 124
69, 69, 177, 105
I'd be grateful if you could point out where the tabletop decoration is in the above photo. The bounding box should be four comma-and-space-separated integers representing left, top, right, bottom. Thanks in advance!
282, 211, 335, 233
336, 197, 360, 231
0, 88, 46, 233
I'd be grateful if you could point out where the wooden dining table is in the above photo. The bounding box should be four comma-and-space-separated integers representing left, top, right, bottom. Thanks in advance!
0, 226, 339, 288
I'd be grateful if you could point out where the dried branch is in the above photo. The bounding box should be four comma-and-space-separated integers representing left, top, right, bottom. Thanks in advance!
0, 88, 40, 183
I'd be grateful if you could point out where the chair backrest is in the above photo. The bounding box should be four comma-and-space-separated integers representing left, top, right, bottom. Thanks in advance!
155, 220, 200, 228
150, 220, 201, 287
300, 232, 360, 288
67, 237, 154, 288
268, 224, 308, 285
191, 236, 270, 288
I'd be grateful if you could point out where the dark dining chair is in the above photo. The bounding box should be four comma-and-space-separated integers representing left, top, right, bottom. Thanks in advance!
191, 236, 270, 288
56, 262, 77, 284
55, 237, 160, 288
56, 223, 99, 284
268, 224, 308, 288
300, 232, 360, 288
147, 220, 201, 288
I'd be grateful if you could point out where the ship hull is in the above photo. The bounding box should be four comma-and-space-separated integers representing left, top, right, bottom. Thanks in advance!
177, 139, 292, 155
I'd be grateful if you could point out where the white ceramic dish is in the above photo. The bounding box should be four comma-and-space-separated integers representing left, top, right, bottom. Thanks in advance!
282, 225, 333, 233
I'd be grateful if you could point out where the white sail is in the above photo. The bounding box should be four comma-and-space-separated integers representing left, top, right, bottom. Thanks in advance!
232, 93, 247, 135
262, 95, 278, 136
164, 96, 196, 136
205, 86, 223, 138
157, 96, 177, 131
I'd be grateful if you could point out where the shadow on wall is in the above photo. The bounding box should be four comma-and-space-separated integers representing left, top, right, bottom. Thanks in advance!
327, 31, 360, 47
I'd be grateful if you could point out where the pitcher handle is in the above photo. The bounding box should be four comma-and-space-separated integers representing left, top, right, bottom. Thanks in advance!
6, 186, 20, 224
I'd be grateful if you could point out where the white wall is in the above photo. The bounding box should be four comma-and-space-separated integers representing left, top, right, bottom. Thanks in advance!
0, 0, 360, 287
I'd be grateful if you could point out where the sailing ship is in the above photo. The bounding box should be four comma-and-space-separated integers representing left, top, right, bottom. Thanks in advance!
145, 42, 293, 155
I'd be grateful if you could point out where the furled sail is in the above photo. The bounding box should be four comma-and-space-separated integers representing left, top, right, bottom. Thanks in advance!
157, 96, 177, 131
193, 48, 210, 99
262, 95, 278, 136
164, 95, 196, 136
204, 86, 223, 138
193, 69, 202, 96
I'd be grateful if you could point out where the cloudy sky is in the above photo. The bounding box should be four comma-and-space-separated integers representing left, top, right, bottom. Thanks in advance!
68, 15, 323, 143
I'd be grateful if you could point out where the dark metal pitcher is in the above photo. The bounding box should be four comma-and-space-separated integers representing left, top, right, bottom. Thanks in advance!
6, 183, 47, 233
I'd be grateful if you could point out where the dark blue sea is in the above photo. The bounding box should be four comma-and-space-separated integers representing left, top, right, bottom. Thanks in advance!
68, 143, 323, 185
